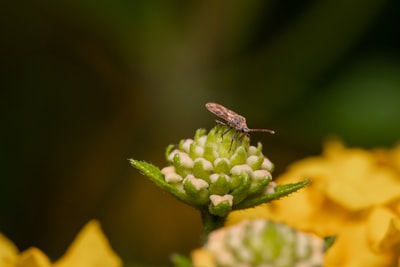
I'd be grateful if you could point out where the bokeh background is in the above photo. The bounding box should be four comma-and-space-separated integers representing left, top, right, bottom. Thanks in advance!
1, 0, 400, 266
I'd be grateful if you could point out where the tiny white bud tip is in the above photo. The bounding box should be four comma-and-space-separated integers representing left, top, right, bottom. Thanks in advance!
181, 139, 194, 153
252, 170, 272, 181
185, 175, 209, 190
230, 164, 253, 176
194, 158, 213, 171
209, 194, 233, 207
261, 157, 273, 171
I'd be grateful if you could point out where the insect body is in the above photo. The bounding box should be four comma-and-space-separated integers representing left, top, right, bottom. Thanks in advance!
205, 102, 274, 147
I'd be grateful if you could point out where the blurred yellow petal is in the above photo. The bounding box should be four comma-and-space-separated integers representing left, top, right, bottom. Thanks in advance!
228, 162, 350, 237
15, 248, 51, 267
367, 206, 400, 253
325, 222, 393, 267
54, 220, 121, 267
389, 143, 400, 171
229, 140, 400, 266
191, 249, 216, 267
322, 141, 400, 210
0, 233, 18, 267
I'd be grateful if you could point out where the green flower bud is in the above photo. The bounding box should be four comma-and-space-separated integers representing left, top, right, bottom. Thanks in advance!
209, 194, 233, 217
183, 174, 209, 205
209, 174, 230, 195
202, 219, 324, 267
131, 125, 309, 219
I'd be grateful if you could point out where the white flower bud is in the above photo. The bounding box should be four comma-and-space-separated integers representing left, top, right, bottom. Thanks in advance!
246, 155, 259, 166
248, 145, 258, 155
181, 139, 194, 153
209, 173, 229, 183
194, 146, 204, 157
214, 157, 230, 166
164, 173, 183, 183
265, 181, 277, 194
198, 135, 207, 147
230, 164, 253, 176
206, 230, 236, 266
210, 194, 233, 207
161, 166, 175, 175
185, 175, 209, 191
252, 170, 271, 181
194, 158, 213, 171
168, 150, 194, 168
261, 157, 273, 171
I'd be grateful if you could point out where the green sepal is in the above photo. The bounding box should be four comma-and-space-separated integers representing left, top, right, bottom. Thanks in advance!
230, 173, 251, 204
209, 199, 232, 217
172, 153, 187, 177
233, 179, 310, 210
203, 127, 219, 162
209, 174, 230, 195
255, 142, 263, 155
129, 159, 189, 203
230, 146, 247, 166
165, 144, 175, 162
183, 178, 209, 205
193, 159, 212, 182
213, 158, 230, 174
203, 142, 217, 163
194, 128, 207, 143
178, 139, 187, 152
248, 154, 265, 170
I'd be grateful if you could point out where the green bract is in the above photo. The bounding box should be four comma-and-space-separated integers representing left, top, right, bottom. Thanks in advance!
130, 126, 309, 218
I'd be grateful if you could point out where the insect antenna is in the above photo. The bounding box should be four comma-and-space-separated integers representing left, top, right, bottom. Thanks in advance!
248, 128, 275, 134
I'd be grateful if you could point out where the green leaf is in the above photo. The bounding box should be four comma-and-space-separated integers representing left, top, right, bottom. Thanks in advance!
129, 159, 189, 203
324, 235, 337, 252
170, 253, 192, 267
248, 176, 271, 196
233, 179, 310, 210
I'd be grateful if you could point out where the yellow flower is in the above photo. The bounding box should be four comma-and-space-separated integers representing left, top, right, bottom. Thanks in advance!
228, 140, 400, 267
0, 220, 121, 267
0, 233, 18, 267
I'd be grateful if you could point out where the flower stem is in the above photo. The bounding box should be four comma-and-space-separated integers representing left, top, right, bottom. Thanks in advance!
200, 210, 226, 245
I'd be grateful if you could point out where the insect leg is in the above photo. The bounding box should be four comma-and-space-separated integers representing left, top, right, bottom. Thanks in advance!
221, 127, 231, 137
215, 119, 227, 126
228, 130, 239, 151
214, 119, 231, 138
238, 132, 250, 141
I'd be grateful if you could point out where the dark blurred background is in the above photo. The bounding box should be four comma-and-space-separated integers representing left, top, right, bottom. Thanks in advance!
1, 0, 400, 266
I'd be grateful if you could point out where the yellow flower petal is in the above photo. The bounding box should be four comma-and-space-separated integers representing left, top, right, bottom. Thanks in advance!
191, 249, 216, 267
54, 220, 121, 267
367, 206, 400, 253
389, 143, 400, 171
325, 221, 394, 267
16, 248, 51, 267
228, 140, 400, 266
0, 233, 18, 267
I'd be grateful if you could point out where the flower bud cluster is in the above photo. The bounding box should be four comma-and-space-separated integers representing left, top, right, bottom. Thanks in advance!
196, 219, 324, 267
161, 127, 275, 217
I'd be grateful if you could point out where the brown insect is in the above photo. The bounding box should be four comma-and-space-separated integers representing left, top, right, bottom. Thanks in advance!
205, 102, 274, 147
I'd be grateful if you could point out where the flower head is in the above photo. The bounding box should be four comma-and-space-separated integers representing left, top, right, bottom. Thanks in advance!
131, 126, 308, 218
192, 219, 325, 267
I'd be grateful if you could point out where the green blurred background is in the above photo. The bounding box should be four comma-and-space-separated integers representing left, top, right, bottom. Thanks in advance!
1, 0, 400, 266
